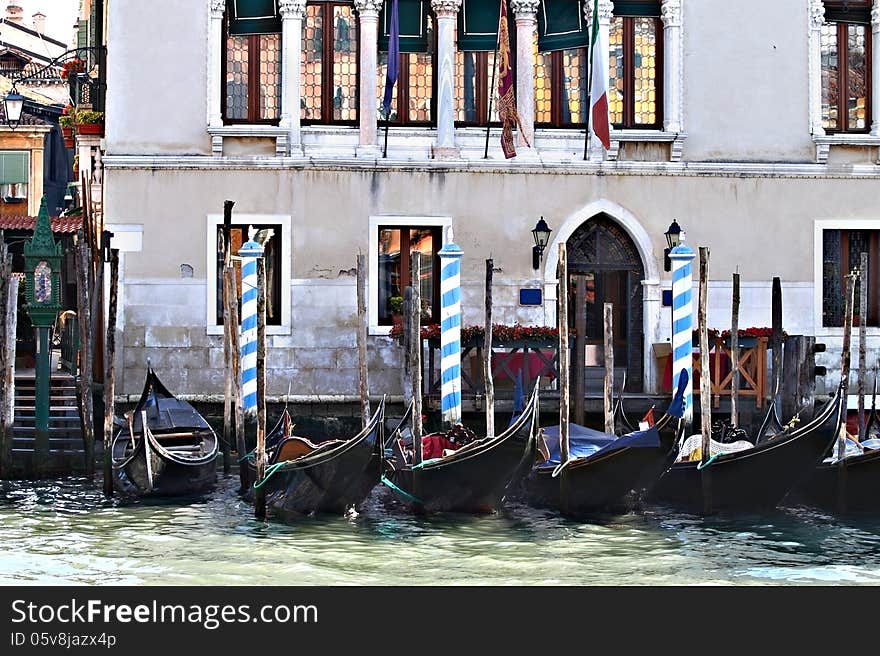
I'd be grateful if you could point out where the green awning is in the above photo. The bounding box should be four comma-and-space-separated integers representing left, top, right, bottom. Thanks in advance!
0, 151, 29, 184
227, 0, 281, 35
457, 0, 500, 51
379, 0, 430, 53
538, 0, 588, 52
612, 1, 661, 17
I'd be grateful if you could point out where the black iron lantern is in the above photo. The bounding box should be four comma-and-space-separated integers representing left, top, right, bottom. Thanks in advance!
532, 217, 552, 270
664, 219, 682, 271
3, 86, 24, 130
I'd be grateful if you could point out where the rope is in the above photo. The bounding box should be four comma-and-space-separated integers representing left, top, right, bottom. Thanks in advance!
380, 474, 423, 505
253, 461, 287, 489
697, 453, 721, 471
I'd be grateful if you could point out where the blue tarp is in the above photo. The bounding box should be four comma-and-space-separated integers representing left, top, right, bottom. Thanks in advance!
536, 423, 662, 469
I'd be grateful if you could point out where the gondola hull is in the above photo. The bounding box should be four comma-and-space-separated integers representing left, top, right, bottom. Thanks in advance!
647, 394, 842, 513
385, 389, 539, 514
787, 449, 880, 512
246, 401, 384, 519
111, 369, 218, 498
521, 432, 679, 516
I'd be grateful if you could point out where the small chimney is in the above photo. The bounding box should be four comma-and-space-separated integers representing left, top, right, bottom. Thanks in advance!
32, 11, 45, 34
5, 3, 23, 24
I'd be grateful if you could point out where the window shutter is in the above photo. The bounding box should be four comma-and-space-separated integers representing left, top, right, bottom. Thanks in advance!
538, 0, 588, 52
379, 0, 430, 53
457, 0, 501, 51
0, 152, 29, 184
227, 0, 282, 35
824, 7, 870, 23
612, 1, 660, 17
77, 19, 88, 48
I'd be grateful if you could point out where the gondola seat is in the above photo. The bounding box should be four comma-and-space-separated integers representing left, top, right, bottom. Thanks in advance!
273, 436, 344, 463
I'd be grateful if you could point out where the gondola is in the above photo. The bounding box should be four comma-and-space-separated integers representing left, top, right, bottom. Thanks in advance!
245, 399, 385, 520
380, 385, 540, 514
111, 366, 219, 497
519, 371, 689, 517
646, 380, 846, 514
786, 383, 880, 513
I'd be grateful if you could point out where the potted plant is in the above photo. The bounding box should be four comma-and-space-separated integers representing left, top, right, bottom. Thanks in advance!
388, 295, 404, 328
59, 104, 76, 147
76, 110, 104, 136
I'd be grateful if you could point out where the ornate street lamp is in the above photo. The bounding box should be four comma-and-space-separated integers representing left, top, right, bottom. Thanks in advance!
2, 85, 24, 130
532, 217, 552, 270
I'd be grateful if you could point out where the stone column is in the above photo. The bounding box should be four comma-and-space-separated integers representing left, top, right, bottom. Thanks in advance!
660, 0, 682, 133
584, 0, 613, 161
808, 0, 826, 137
207, 0, 225, 128
432, 0, 462, 158
280, 0, 307, 155
511, 0, 539, 151
872, 1, 880, 136
354, 0, 383, 155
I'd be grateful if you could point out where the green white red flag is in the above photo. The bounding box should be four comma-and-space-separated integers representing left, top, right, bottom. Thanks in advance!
589, 0, 611, 150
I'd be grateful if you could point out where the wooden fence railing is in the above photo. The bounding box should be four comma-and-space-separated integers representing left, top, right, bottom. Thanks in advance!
692, 335, 769, 408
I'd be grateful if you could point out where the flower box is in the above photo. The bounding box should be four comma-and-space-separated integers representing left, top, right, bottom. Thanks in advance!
77, 122, 104, 136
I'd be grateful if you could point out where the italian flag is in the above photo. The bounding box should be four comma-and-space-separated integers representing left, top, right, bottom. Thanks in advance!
589, 0, 611, 150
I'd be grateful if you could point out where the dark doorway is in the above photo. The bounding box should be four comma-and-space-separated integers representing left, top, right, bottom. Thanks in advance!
566, 214, 644, 393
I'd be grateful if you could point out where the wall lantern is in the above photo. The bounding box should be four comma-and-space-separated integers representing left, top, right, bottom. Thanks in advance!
664, 219, 682, 272
531, 217, 552, 270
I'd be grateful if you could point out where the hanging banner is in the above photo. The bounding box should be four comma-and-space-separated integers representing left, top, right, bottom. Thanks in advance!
228, 0, 281, 35
379, 0, 429, 53
538, 0, 588, 52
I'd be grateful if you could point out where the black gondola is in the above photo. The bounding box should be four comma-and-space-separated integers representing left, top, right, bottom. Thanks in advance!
381, 385, 540, 514
245, 399, 385, 520
646, 381, 846, 513
111, 367, 219, 497
519, 372, 688, 517
787, 382, 880, 513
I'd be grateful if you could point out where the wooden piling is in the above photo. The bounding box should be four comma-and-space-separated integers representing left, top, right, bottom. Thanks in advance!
484, 258, 495, 438
4, 274, 15, 435
254, 258, 268, 520
838, 272, 856, 463
858, 252, 868, 439
603, 303, 614, 434
573, 276, 586, 425
730, 272, 740, 427
558, 244, 570, 463
102, 249, 119, 497
0, 234, 9, 477
402, 286, 413, 407
220, 200, 234, 476
698, 248, 712, 514
222, 267, 246, 490
771, 276, 783, 407
75, 231, 95, 479
356, 253, 370, 428
410, 253, 423, 464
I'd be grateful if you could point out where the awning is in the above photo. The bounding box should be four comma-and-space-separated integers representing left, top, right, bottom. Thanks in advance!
227, 0, 281, 36
538, 0, 588, 52
379, 0, 430, 53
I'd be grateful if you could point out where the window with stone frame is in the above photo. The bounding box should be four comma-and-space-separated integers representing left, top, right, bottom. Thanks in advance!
534, 0, 662, 129
215, 224, 283, 326
822, 228, 879, 327
302, 1, 359, 124
223, 2, 283, 124
376, 225, 441, 326
454, 0, 506, 126
821, 1, 871, 133
377, 0, 435, 124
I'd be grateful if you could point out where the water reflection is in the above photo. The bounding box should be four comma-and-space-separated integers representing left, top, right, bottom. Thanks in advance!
1, 477, 879, 585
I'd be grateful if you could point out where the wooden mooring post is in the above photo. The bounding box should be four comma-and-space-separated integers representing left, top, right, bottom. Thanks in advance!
223, 266, 245, 489
858, 252, 868, 439
102, 249, 119, 496
253, 258, 268, 520
484, 258, 495, 438
75, 230, 95, 478
0, 234, 10, 477
730, 272, 740, 427
220, 200, 235, 477
557, 244, 571, 512
603, 303, 614, 434
771, 276, 783, 407
356, 253, 370, 427
410, 253, 423, 462
838, 271, 856, 513
572, 276, 586, 425
698, 247, 712, 514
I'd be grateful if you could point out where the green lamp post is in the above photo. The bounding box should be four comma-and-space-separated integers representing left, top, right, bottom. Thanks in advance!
23, 197, 63, 462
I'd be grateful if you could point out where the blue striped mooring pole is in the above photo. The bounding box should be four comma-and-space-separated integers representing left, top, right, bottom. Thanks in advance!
239, 228, 263, 419
439, 228, 463, 426
669, 236, 696, 426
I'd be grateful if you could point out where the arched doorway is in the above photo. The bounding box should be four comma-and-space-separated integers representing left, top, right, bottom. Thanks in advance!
566, 213, 645, 392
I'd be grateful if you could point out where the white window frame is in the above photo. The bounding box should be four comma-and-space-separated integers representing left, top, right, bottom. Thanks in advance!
368, 215, 452, 336
813, 218, 880, 336
205, 213, 292, 336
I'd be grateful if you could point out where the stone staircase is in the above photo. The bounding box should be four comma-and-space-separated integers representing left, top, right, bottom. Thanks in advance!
11, 372, 86, 475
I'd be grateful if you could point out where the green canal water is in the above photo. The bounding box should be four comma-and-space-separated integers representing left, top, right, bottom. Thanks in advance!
2, 476, 880, 586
